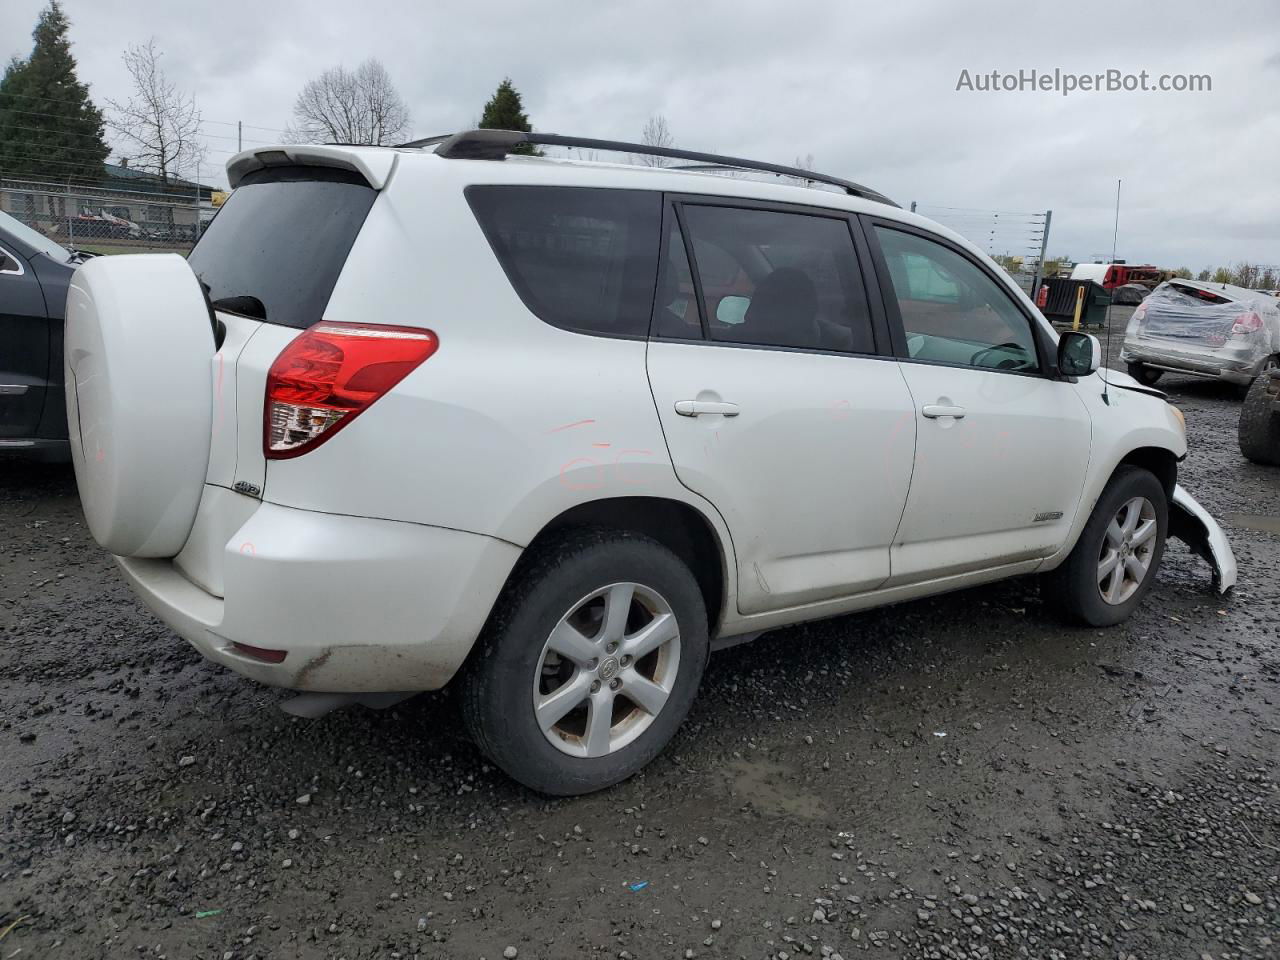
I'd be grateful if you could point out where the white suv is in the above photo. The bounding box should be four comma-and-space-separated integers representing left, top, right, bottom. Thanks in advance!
64, 131, 1235, 795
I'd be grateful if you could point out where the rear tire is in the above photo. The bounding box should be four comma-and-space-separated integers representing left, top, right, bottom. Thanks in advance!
1238, 368, 1280, 466
1126, 362, 1163, 386
1044, 467, 1167, 627
461, 529, 709, 796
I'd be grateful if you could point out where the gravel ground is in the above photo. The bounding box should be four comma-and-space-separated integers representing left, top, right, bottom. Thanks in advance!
3, 307, 1278, 959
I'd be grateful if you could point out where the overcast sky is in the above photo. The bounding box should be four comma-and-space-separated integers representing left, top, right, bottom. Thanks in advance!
4, 0, 1277, 270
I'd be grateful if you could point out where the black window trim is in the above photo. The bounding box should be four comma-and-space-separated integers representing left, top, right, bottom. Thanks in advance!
650, 192, 895, 361
464, 183, 660, 343
0, 242, 27, 277
860, 214, 1064, 380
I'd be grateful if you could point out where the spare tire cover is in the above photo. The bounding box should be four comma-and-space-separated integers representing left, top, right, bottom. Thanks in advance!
65, 254, 215, 557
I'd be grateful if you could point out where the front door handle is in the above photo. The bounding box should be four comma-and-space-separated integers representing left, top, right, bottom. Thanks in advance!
921, 403, 966, 419
675, 400, 740, 417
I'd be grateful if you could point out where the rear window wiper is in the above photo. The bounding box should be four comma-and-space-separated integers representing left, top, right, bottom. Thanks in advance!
208, 294, 267, 321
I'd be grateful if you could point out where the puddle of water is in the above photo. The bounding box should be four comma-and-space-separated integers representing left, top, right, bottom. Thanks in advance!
1228, 514, 1280, 536
722, 756, 828, 820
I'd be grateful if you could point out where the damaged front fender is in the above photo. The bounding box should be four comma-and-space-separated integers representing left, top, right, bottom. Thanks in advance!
1169, 484, 1237, 594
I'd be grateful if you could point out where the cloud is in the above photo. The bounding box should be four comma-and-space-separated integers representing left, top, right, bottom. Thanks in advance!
2, 0, 1277, 269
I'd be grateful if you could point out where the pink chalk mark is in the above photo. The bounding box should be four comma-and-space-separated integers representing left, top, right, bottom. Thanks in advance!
547, 419, 596, 434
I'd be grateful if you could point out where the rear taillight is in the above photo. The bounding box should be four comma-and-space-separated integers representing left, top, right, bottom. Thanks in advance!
264, 321, 438, 459
1231, 311, 1263, 336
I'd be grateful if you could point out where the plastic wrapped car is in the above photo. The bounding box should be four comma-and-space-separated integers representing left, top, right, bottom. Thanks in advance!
1120, 279, 1280, 391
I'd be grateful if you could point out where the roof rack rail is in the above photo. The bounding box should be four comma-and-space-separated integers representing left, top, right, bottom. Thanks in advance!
397, 129, 897, 207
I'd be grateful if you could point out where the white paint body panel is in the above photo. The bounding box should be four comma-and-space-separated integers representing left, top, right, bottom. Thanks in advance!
1038, 369, 1189, 570
647, 342, 916, 614
889, 363, 1091, 583
118, 502, 521, 692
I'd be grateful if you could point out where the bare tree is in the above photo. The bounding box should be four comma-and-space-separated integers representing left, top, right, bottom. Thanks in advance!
793, 153, 816, 184
107, 39, 204, 186
286, 59, 411, 145
635, 114, 674, 166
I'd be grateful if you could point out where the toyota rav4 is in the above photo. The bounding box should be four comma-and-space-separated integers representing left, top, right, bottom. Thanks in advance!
65, 131, 1236, 795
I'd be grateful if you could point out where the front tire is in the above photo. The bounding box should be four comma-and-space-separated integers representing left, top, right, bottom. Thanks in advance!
461, 529, 709, 796
1126, 362, 1163, 386
1045, 466, 1168, 627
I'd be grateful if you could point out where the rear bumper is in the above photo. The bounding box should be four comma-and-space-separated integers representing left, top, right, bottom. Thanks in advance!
1120, 340, 1260, 384
116, 501, 521, 692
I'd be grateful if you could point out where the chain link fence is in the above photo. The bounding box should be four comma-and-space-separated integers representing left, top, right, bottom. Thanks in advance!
0, 178, 212, 255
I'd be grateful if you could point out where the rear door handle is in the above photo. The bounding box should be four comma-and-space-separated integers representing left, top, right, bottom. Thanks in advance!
675, 400, 740, 417
921, 404, 967, 419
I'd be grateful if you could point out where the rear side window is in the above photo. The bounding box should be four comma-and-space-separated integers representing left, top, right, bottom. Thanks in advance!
675, 204, 875, 353
188, 166, 375, 330
466, 186, 661, 338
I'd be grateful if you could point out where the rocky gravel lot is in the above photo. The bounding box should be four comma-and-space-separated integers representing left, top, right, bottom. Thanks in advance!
2, 309, 1278, 959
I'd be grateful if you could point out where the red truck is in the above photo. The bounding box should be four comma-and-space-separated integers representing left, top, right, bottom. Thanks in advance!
1070, 261, 1163, 291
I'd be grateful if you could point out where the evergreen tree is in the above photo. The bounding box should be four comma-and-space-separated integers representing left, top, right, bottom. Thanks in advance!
0, 2, 108, 183
478, 78, 537, 155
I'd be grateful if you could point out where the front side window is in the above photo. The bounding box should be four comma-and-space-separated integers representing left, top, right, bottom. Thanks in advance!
672, 204, 875, 353
874, 226, 1040, 372
467, 186, 661, 338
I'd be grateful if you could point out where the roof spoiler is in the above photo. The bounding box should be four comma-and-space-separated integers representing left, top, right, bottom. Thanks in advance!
226, 145, 397, 189
399, 129, 898, 207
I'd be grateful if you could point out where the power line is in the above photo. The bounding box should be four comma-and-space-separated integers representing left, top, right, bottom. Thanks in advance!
0, 120, 269, 149
1, 96, 287, 136
1, 108, 281, 145
915, 203, 1048, 218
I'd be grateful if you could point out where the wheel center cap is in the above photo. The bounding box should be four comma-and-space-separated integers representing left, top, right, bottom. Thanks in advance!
1120, 543, 1131, 559
598, 656, 620, 681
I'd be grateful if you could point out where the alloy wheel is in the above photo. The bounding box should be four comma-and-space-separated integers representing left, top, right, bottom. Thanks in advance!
532, 582, 681, 758
1097, 496, 1158, 605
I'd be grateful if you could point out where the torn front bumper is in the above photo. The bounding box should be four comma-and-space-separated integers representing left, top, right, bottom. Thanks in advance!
1169, 484, 1237, 594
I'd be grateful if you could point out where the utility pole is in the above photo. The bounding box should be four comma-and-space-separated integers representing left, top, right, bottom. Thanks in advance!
238, 120, 242, 152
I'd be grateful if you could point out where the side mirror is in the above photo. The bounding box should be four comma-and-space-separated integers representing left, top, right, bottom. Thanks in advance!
1057, 331, 1101, 377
